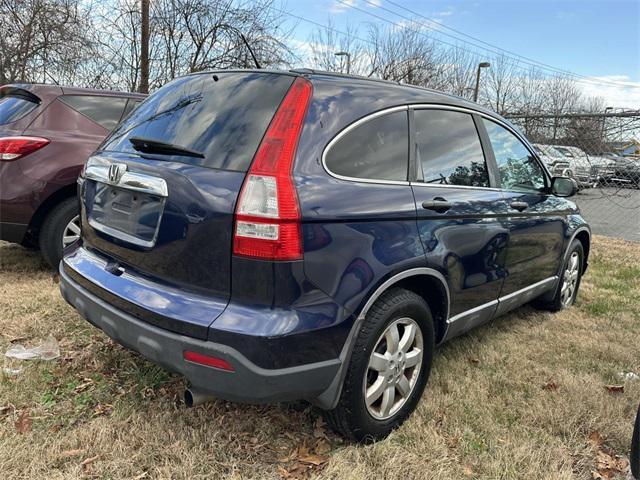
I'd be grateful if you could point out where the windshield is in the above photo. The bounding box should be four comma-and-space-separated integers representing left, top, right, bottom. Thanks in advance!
554, 147, 574, 158
101, 72, 295, 171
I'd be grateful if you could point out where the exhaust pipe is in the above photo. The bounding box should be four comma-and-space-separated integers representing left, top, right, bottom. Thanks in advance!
184, 388, 217, 408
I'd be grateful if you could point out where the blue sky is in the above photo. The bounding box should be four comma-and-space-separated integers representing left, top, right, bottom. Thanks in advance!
281, 0, 640, 106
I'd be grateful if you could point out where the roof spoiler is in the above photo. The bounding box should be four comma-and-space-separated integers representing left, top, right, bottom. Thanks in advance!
0, 86, 41, 104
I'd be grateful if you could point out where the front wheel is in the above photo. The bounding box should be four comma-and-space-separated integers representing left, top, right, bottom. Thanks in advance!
324, 288, 434, 442
39, 198, 80, 269
533, 239, 584, 312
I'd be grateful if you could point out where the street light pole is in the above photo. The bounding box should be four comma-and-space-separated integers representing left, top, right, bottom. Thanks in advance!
601, 106, 614, 147
334, 51, 351, 75
473, 62, 490, 103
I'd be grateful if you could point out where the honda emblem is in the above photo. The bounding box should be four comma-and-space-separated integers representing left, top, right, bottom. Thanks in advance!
108, 163, 127, 183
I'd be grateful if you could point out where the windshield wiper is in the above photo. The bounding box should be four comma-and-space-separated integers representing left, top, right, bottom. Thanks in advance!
129, 137, 204, 158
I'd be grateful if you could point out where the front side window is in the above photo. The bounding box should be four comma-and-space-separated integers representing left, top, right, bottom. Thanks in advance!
414, 109, 489, 187
325, 110, 409, 181
60, 95, 128, 131
482, 119, 545, 192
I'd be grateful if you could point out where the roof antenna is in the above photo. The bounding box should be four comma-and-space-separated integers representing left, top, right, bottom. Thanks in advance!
240, 33, 261, 69
44, 71, 59, 85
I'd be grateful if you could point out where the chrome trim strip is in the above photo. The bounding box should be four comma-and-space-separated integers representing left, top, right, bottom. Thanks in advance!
497, 276, 557, 304
84, 156, 168, 197
321, 106, 410, 186
410, 182, 503, 193
87, 219, 157, 249
447, 299, 498, 324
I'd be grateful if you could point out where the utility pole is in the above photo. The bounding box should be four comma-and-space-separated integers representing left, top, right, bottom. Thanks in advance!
335, 51, 351, 75
139, 0, 150, 94
473, 62, 490, 103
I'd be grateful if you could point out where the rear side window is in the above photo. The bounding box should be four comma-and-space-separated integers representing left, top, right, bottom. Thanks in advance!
0, 95, 38, 125
325, 111, 409, 181
60, 95, 128, 131
414, 109, 489, 187
102, 72, 295, 171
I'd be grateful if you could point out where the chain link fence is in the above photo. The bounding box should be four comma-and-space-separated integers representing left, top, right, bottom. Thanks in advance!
506, 110, 640, 241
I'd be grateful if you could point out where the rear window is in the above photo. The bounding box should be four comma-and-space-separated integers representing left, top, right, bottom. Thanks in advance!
60, 95, 128, 131
101, 72, 296, 171
0, 94, 39, 125
325, 111, 409, 181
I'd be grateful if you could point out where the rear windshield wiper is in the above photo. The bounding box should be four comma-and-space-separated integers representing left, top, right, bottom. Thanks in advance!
129, 137, 204, 158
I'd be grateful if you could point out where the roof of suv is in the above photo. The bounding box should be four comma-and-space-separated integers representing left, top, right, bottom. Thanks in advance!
187, 68, 501, 121
295, 68, 500, 116
3, 83, 146, 99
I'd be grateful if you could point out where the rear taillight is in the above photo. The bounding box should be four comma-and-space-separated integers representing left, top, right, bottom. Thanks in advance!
232, 77, 312, 261
0, 136, 49, 161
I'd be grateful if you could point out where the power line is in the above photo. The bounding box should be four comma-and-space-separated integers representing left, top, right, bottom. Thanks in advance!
382, 0, 626, 85
336, 0, 640, 90
270, 3, 638, 92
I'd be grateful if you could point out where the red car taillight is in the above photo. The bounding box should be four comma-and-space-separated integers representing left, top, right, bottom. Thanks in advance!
0, 136, 49, 161
232, 77, 312, 261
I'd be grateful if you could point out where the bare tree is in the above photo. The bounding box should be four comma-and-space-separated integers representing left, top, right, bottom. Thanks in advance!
480, 54, 518, 115
82, 0, 292, 91
366, 23, 446, 87
0, 0, 92, 84
308, 20, 369, 75
543, 75, 582, 140
439, 47, 478, 99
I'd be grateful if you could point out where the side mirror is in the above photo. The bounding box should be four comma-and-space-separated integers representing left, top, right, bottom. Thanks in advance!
551, 176, 578, 197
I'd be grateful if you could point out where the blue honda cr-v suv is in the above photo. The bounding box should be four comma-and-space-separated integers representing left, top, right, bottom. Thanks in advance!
60, 69, 590, 441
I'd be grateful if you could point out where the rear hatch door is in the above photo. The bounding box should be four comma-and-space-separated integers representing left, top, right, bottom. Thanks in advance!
77, 71, 296, 337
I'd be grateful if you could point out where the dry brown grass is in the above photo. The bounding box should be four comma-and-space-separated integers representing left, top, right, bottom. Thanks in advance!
1, 236, 639, 479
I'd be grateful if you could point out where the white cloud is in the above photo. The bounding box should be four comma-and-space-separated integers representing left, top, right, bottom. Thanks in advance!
433, 7, 455, 18
329, 0, 357, 14
579, 75, 640, 110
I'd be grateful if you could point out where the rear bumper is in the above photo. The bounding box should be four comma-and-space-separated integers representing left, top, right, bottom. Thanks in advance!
59, 264, 341, 404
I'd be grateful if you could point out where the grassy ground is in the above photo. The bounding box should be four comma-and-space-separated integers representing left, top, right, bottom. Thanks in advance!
0, 236, 639, 479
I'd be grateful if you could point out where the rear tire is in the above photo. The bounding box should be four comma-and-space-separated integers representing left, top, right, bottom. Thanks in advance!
324, 288, 434, 442
39, 198, 80, 269
533, 239, 584, 312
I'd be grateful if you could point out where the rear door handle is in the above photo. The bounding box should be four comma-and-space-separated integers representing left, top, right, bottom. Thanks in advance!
510, 201, 529, 212
422, 198, 452, 213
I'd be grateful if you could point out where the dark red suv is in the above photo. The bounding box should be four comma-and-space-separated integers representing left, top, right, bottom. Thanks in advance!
0, 84, 146, 267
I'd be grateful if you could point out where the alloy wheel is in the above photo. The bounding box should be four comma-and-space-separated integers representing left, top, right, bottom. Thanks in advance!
560, 251, 580, 307
363, 318, 423, 420
62, 215, 81, 248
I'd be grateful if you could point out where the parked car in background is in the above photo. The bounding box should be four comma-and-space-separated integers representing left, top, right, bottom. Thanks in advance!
0, 84, 145, 267
60, 70, 590, 441
608, 156, 640, 188
551, 145, 615, 188
532, 143, 571, 176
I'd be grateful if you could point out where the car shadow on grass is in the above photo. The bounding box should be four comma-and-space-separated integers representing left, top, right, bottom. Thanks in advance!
0, 242, 51, 274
